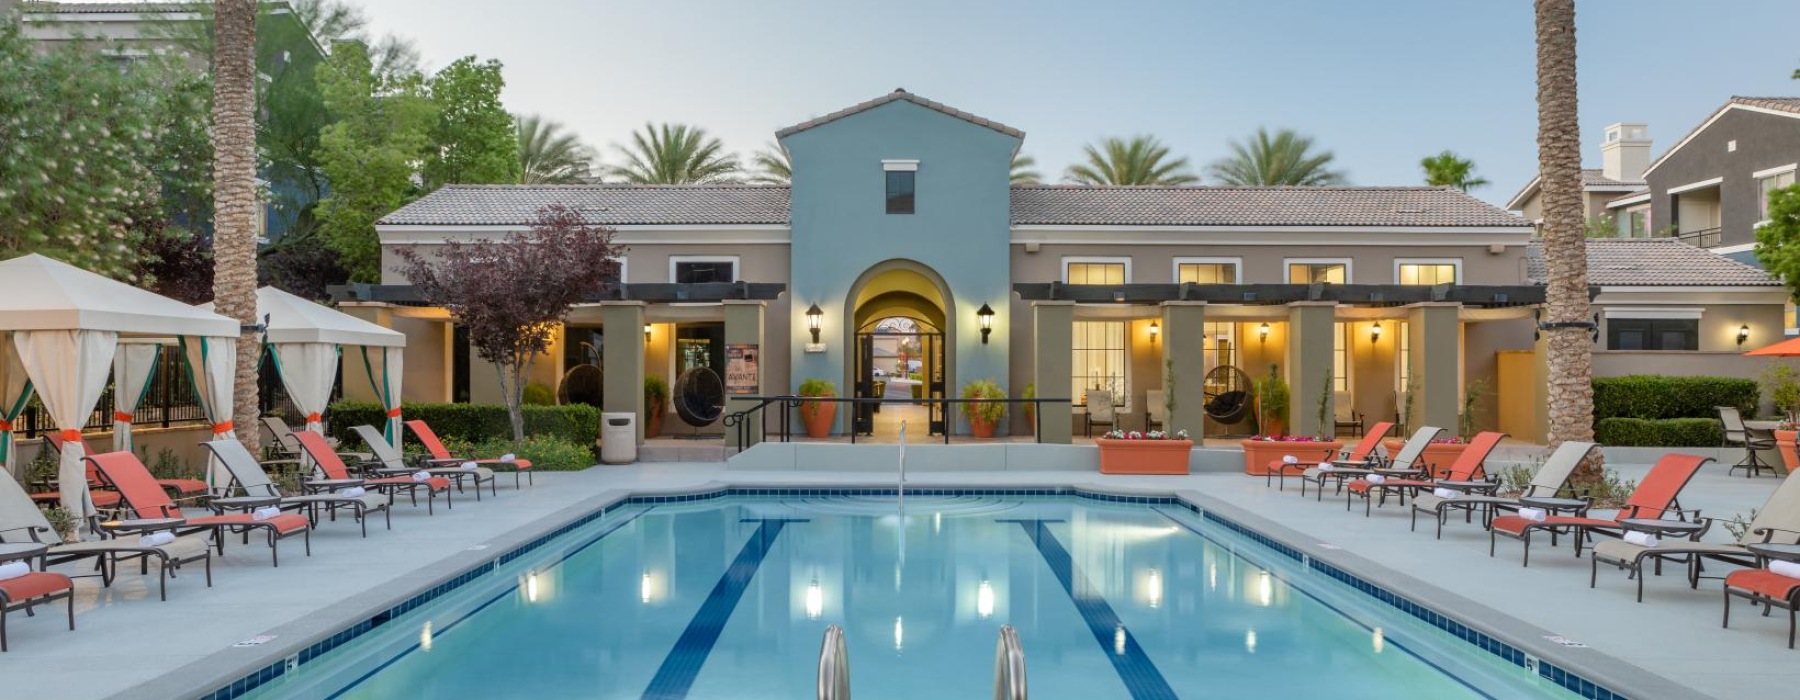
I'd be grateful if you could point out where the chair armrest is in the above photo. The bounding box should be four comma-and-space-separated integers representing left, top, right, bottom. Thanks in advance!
1753, 526, 1800, 543
0, 524, 53, 542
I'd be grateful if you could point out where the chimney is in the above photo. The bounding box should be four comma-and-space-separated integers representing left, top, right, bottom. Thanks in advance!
1601, 123, 1651, 182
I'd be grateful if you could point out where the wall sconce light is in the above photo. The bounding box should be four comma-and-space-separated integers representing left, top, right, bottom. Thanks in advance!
1148, 320, 1160, 343
1738, 324, 1751, 348
1370, 323, 1383, 344
1258, 322, 1271, 344
643, 323, 652, 341
806, 304, 824, 344
977, 303, 995, 344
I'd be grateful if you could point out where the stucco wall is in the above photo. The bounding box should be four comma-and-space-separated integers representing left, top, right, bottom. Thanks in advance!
1592, 300, 1785, 352
1010, 243, 1529, 285
1647, 108, 1800, 249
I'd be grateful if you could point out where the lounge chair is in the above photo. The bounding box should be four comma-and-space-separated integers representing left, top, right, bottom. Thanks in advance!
262, 416, 370, 463
293, 430, 452, 515
1592, 461, 1800, 601
45, 431, 208, 499
1724, 566, 1800, 648
351, 425, 497, 500
1333, 391, 1362, 437
1281, 421, 1395, 496
0, 567, 72, 652
1410, 440, 1598, 538
203, 440, 391, 538
87, 451, 311, 567
1344, 430, 1506, 518
1338, 426, 1453, 515
405, 420, 533, 489
0, 470, 210, 601
1144, 390, 1165, 432
1489, 453, 1709, 567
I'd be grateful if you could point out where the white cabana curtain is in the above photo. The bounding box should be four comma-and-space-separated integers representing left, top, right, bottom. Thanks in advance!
14, 329, 118, 537
272, 342, 339, 435
361, 345, 403, 448
180, 336, 239, 492
111, 343, 162, 455
0, 337, 33, 479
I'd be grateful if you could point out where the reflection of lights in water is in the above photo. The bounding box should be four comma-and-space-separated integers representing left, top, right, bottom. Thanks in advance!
893, 616, 904, 651
806, 579, 823, 620
1208, 562, 1217, 591
934, 512, 941, 534
1147, 569, 1163, 609
1258, 571, 1273, 607
640, 571, 652, 603
1245, 629, 1257, 653
420, 621, 433, 652
1372, 627, 1385, 654
977, 580, 995, 619
1114, 625, 1126, 655
526, 572, 540, 603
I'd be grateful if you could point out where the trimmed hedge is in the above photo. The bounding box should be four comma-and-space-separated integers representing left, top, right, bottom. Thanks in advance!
327, 401, 600, 449
1594, 417, 1724, 447
1592, 375, 1757, 420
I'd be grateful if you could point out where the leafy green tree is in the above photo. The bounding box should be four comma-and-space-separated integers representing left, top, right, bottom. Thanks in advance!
747, 142, 791, 185
1010, 153, 1041, 185
423, 56, 519, 189
607, 123, 740, 184
316, 40, 435, 282
1207, 128, 1345, 186
1063, 136, 1197, 185
1420, 150, 1490, 192
517, 114, 595, 184
1756, 184, 1800, 303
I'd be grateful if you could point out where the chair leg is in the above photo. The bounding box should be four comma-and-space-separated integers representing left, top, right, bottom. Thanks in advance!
1723, 587, 1733, 629
66, 591, 74, 632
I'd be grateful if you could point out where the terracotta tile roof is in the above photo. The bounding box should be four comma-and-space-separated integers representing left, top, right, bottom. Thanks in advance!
1580, 169, 1646, 188
1010, 185, 1529, 228
1505, 169, 1646, 211
377, 185, 792, 226
25, 2, 220, 12
775, 88, 1024, 139
1730, 97, 1800, 115
1526, 238, 1779, 287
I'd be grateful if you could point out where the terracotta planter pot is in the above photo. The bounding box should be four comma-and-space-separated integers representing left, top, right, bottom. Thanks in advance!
1260, 417, 1286, 438
645, 399, 666, 438
1241, 439, 1342, 475
800, 397, 836, 438
1098, 438, 1194, 475
971, 417, 997, 439
1777, 429, 1798, 473
1381, 439, 1469, 474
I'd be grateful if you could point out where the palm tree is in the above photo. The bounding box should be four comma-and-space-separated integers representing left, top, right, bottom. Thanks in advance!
1420, 151, 1490, 192
1535, 0, 1598, 481
1010, 153, 1041, 185
212, 0, 262, 451
1206, 128, 1345, 186
1063, 136, 1197, 185
517, 114, 595, 184
746, 142, 791, 185
606, 123, 740, 184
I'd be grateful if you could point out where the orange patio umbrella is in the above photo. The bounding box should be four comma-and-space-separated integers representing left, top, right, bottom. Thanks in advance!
1746, 336, 1800, 356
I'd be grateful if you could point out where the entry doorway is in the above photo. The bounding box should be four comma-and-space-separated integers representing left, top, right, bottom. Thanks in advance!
855, 316, 945, 437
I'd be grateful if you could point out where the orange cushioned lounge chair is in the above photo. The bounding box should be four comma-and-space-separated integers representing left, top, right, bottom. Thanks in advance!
406, 420, 534, 489
0, 569, 74, 652
1724, 567, 1800, 648
87, 451, 311, 567
352, 425, 496, 501
294, 430, 452, 515
1266, 420, 1393, 494
46, 431, 207, 499
1344, 430, 1503, 517
1488, 453, 1709, 567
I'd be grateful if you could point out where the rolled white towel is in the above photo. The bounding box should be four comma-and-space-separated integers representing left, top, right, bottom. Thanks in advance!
1622, 531, 1659, 548
1772, 560, 1800, 578
1431, 488, 1459, 499
338, 487, 366, 498
1365, 474, 1386, 484
411, 470, 432, 482
139, 531, 176, 547
0, 561, 30, 581
460, 461, 478, 470
252, 506, 282, 521
1318, 463, 1335, 473
1282, 455, 1298, 464
1516, 507, 1547, 522
500, 453, 516, 462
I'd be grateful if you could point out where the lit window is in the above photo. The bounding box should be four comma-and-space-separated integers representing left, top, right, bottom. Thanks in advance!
1178, 262, 1238, 284
886, 171, 915, 214
1397, 262, 1459, 285
1073, 321, 1128, 412
1066, 262, 1127, 285
1395, 321, 1411, 392
1287, 262, 1347, 284
1760, 170, 1796, 221
1333, 323, 1350, 392
1786, 300, 1797, 334
1203, 322, 1236, 370
672, 259, 735, 283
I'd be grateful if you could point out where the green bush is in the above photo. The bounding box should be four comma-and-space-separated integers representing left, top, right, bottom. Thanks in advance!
328, 401, 600, 449
522, 383, 556, 406
399, 432, 594, 470
1591, 375, 1757, 421
1594, 417, 1724, 447
798, 378, 835, 397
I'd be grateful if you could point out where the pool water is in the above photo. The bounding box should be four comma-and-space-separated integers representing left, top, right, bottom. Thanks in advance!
251, 495, 1580, 699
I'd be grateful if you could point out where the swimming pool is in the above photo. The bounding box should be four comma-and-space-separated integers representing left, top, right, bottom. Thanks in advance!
241, 492, 1585, 699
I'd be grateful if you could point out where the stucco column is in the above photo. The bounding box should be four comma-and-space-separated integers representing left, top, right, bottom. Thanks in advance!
601, 302, 646, 444
1408, 303, 1461, 435
1285, 302, 1336, 437
1160, 302, 1206, 439
1032, 301, 1075, 444
724, 301, 766, 449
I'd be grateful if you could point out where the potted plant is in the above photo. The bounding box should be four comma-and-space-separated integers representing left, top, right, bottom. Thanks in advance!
1254, 364, 1290, 437
1315, 369, 1334, 439
1381, 434, 1469, 469
1020, 382, 1036, 435
1097, 429, 1195, 475
1761, 364, 1800, 471
961, 378, 1006, 438
1239, 434, 1342, 475
798, 378, 837, 438
644, 375, 669, 439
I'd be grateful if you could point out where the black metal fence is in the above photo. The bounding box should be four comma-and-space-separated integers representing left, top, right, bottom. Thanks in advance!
15, 350, 205, 438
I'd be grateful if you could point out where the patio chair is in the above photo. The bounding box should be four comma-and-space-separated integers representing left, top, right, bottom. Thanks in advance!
87, 451, 311, 567
262, 416, 370, 464
405, 420, 532, 490
1323, 425, 1441, 504
0, 567, 73, 652
1409, 440, 1598, 539
1592, 460, 1800, 601
1346, 430, 1499, 517
1489, 453, 1709, 567
1084, 390, 1116, 438
1270, 420, 1393, 495
0, 469, 210, 602
1723, 566, 1800, 648
32, 432, 204, 505
1333, 391, 1362, 437
352, 424, 498, 499
202, 439, 391, 538
292, 430, 452, 515
1144, 390, 1165, 432
1718, 407, 1776, 478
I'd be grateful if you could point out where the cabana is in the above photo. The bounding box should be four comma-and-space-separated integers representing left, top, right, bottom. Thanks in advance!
0, 254, 239, 534
202, 287, 406, 446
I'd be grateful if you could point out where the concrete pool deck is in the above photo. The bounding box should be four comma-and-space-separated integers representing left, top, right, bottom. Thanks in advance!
0, 458, 1787, 700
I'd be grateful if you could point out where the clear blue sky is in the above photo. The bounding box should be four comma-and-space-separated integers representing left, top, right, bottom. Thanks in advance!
362, 0, 1800, 205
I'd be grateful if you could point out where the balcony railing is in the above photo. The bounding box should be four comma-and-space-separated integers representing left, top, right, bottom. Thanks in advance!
1672, 227, 1722, 248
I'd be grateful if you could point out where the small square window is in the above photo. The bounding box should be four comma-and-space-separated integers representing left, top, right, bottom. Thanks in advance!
886, 171, 915, 214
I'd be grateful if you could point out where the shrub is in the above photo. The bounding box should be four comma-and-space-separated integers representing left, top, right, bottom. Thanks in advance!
522, 383, 556, 406
1762, 364, 1800, 418
644, 375, 669, 405
471, 435, 595, 470
798, 378, 835, 397
328, 401, 600, 449
1593, 417, 1724, 447
1591, 375, 1757, 421
960, 378, 1006, 424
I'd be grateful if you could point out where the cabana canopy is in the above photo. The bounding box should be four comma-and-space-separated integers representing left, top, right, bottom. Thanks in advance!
202, 287, 404, 348
0, 254, 239, 337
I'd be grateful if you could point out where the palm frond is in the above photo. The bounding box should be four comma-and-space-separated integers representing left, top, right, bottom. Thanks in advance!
607, 123, 741, 184
1419, 150, 1487, 192
1010, 153, 1041, 184
1061, 136, 1195, 185
1206, 128, 1345, 186
517, 113, 595, 184
746, 141, 792, 185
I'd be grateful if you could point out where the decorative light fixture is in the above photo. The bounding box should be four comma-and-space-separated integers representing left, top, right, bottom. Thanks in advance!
1370, 323, 1383, 344
977, 303, 996, 344
806, 304, 824, 344
643, 323, 652, 341
1258, 322, 1271, 344
1738, 324, 1751, 348
1148, 320, 1160, 343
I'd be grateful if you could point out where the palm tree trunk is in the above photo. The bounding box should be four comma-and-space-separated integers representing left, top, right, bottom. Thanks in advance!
1535, 0, 1598, 481
212, 0, 262, 452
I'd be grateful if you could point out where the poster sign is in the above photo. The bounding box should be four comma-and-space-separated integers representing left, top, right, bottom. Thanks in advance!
726, 344, 759, 395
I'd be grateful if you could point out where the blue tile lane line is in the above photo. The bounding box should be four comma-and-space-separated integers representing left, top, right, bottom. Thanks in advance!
639, 518, 806, 700
1001, 518, 1181, 700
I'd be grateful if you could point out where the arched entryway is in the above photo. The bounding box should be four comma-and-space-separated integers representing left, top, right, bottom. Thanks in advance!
844, 260, 955, 438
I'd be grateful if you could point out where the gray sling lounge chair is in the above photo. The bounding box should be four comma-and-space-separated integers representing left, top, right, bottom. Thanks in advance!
1335, 426, 1445, 513
0, 470, 210, 601
204, 440, 391, 538
351, 425, 499, 499
262, 416, 371, 463
1410, 440, 1598, 538
1591, 461, 1800, 601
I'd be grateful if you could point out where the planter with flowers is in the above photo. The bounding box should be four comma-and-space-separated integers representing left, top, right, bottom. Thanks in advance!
1382, 435, 1467, 473
1241, 435, 1342, 475
1097, 429, 1194, 475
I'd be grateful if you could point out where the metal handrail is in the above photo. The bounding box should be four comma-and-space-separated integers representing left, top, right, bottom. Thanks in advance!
818, 623, 850, 700
994, 624, 1027, 700
721, 395, 1073, 450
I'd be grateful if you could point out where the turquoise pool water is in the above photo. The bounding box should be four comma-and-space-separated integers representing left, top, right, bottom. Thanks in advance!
247, 495, 1581, 699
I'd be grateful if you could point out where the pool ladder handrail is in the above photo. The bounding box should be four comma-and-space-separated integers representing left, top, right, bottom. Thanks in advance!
994, 624, 1027, 700
818, 623, 850, 700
